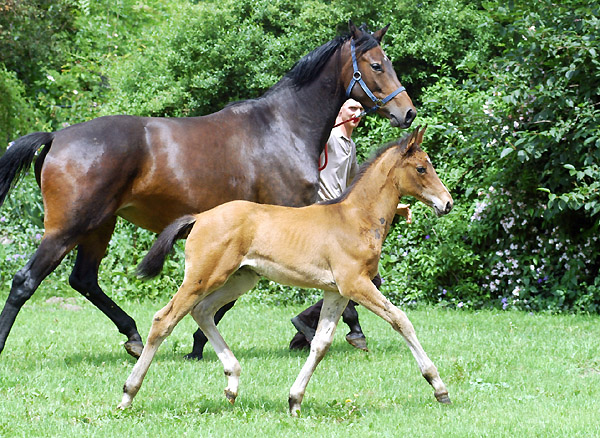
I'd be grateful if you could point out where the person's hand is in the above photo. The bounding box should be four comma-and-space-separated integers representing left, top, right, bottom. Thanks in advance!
396, 203, 412, 224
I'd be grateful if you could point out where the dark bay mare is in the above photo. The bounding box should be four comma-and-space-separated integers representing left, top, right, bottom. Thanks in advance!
0, 22, 416, 359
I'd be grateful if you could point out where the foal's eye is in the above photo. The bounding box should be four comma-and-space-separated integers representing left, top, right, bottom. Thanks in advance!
417, 166, 427, 174
371, 63, 383, 72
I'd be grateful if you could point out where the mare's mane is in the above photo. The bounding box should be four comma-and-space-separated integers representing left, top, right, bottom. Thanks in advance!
320, 131, 416, 206
226, 25, 382, 108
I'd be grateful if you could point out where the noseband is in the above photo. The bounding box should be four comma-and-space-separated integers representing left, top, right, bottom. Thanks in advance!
345, 39, 406, 114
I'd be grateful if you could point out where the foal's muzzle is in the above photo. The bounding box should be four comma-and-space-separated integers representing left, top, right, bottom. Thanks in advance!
434, 201, 453, 217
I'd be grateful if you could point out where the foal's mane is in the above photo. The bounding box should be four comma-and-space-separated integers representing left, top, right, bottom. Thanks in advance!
320, 132, 415, 206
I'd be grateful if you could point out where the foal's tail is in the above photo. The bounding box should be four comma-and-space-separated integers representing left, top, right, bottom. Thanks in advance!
137, 215, 197, 279
0, 132, 54, 208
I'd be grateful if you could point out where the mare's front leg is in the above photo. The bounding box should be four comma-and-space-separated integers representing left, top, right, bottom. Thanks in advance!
190, 269, 260, 404
340, 276, 450, 404
288, 290, 348, 416
118, 281, 201, 409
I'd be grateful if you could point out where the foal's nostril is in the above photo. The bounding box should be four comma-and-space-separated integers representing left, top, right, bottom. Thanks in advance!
405, 108, 416, 126
445, 202, 453, 214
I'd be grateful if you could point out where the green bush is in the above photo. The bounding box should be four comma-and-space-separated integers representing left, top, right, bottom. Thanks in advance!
1, 0, 598, 314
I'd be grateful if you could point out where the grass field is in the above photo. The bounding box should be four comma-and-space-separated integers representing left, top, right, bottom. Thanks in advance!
0, 293, 599, 437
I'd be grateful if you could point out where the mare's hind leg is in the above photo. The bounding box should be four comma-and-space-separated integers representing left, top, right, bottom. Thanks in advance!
0, 234, 75, 354
185, 300, 236, 360
190, 269, 260, 404
341, 276, 450, 404
288, 290, 348, 416
68, 218, 143, 358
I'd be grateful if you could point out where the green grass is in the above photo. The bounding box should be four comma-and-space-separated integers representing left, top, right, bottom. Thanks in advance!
0, 293, 599, 437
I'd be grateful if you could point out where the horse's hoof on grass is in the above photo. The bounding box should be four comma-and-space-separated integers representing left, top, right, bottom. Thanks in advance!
184, 352, 203, 361
124, 340, 144, 358
345, 333, 369, 351
435, 391, 451, 404
225, 389, 237, 405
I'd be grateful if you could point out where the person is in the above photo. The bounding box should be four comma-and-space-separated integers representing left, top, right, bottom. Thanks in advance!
289, 99, 412, 351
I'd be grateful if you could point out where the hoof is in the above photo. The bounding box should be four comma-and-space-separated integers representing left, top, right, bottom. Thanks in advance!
345, 333, 368, 351
435, 391, 451, 404
288, 397, 301, 417
117, 394, 133, 410
124, 339, 144, 358
184, 352, 203, 361
224, 389, 237, 405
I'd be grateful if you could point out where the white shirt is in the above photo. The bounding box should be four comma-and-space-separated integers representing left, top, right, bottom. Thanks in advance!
317, 128, 360, 201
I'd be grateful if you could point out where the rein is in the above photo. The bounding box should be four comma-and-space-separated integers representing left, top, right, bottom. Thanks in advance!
319, 38, 406, 171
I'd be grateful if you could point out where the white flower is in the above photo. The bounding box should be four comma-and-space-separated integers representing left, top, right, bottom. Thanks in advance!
47, 75, 55, 82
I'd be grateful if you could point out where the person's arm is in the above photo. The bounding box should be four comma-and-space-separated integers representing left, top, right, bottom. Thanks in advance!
396, 203, 412, 224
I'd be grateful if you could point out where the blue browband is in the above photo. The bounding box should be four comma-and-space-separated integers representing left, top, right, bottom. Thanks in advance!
345, 38, 406, 114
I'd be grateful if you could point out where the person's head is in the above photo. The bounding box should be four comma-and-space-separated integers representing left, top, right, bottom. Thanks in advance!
336, 99, 363, 129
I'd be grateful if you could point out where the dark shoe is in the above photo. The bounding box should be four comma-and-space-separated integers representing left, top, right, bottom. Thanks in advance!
289, 332, 310, 350
345, 332, 368, 351
291, 315, 316, 342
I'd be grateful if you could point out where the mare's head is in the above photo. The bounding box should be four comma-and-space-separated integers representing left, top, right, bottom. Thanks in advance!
394, 126, 453, 216
344, 21, 416, 128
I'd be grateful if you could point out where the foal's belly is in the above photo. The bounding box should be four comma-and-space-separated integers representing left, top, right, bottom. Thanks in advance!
240, 256, 338, 292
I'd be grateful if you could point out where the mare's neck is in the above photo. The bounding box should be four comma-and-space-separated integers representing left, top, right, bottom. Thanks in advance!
264, 44, 350, 154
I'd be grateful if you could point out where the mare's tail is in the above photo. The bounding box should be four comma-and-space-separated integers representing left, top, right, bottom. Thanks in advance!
0, 132, 54, 207
137, 215, 197, 279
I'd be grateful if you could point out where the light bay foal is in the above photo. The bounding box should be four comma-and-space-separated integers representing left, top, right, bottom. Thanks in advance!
118, 126, 453, 415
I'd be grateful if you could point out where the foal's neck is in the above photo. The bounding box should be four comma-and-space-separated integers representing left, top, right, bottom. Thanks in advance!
343, 151, 403, 230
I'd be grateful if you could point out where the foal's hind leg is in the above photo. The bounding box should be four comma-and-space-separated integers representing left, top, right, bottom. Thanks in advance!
185, 300, 236, 360
341, 277, 450, 404
0, 235, 75, 355
288, 290, 349, 416
190, 269, 260, 404
119, 279, 203, 409
69, 218, 143, 358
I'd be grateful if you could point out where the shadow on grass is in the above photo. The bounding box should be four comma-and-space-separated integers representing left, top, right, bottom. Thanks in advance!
61, 337, 378, 367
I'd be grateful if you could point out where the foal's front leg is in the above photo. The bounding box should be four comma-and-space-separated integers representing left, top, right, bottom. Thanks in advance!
340, 277, 450, 404
288, 290, 348, 416
118, 283, 200, 409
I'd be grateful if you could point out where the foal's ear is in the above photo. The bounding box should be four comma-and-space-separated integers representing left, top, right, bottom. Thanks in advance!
348, 20, 363, 39
372, 24, 390, 43
416, 125, 428, 145
403, 126, 420, 155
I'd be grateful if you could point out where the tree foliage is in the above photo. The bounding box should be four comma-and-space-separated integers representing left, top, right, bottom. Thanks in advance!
0, 0, 598, 312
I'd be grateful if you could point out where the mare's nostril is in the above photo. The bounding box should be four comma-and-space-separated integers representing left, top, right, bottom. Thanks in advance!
405, 108, 416, 126
445, 202, 453, 213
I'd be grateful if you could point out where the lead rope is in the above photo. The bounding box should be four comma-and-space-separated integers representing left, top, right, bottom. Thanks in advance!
318, 112, 365, 171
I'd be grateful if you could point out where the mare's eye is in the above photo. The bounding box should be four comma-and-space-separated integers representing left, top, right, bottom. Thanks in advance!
417, 166, 426, 174
371, 63, 383, 72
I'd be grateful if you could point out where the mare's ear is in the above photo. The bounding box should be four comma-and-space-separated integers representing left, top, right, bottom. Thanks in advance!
349, 20, 363, 39
372, 24, 390, 43
416, 125, 428, 145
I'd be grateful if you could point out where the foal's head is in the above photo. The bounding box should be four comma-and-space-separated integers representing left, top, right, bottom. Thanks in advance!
394, 127, 453, 216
